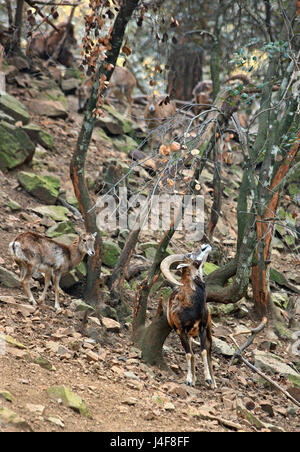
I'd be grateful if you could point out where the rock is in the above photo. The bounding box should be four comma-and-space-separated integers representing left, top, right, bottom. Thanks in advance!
0, 121, 35, 170
102, 240, 121, 268
113, 135, 139, 154
60, 261, 86, 290
122, 397, 137, 406
54, 233, 77, 246
0, 266, 20, 288
31, 205, 69, 222
7, 55, 30, 71
253, 350, 300, 388
236, 401, 265, 430
0, 92, 30, 124
0, 333, 26, 350
25, 404, 45, 415
34, 356, 56, 371
164, 402, 175, 411
27, 99, 68, 119
18, 172, 60, 204
213, 337, 236, 357
124, 371, 139, 380
46, 416, 64, 428
22, 123, 53, 150
0, 406, 33, 431
61, 78, 80, 94
47, 386, 91, 418
103, 104, 135, 135
85, 350, 99, 362
0, 110, 15, 124
46, 221, 75, 238
287, 386, 300, 403
6, 200, 21, 211
101, 317, 121, 333
0, 390, 13, 402
260, 403, 274, 417
70, 299, 94, 312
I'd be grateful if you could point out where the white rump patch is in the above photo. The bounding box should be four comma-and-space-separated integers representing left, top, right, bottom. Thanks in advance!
9, 241, 28, 262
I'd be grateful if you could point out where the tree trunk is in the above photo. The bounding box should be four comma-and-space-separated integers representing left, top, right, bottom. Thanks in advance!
108, 228, 140, 309
167, 44, 203, 100
70, 0, 140, 305
252, 132, 300, 316
12, 0, 24, 54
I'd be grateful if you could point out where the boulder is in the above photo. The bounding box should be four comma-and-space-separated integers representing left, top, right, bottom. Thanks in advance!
22, 123, 53, 150
102, 240, 121, 268
0, 92, 30, 124
27, 99, 68, 119
253, 350, 300, 388
31, 205, 69, 222
0, 266, 20, 288
18, 172, 60, 204
46, 221, 75, 238
213, 337, 236, 357
101, 317, 121, 333
61, 78, 80, 94
0, 122, 35, 170
0, 406, 32, 431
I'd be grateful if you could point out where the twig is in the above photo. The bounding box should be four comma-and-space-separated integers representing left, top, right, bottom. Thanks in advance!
25, 0, 60, 32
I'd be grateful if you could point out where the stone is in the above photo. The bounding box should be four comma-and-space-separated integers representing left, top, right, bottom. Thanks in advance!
22, 123, 53, 150
85, 350, 99, 362
253, 350, 300, 388
46, 416, 64, 428
113, 135, 139, 154
6, 200, 21, 211
31, 205, 69, 222
0, 266, 20, 288
0, 122, 35, 170
236, 401, 265, 430
0, 92, 30, 124
213, 337, 236, 357
61, 78, 80, 93
27, 99, 68, 119
18, 172, 60, 204
102, 240, 121, 268
34, 356, 56, 371
122, 397, 137, 406
47, 386, 91, 418
0, 406, 32, 431
26, 404, 45, 415
69, 299, 94, 313
46, 221, 75, 238
164, 402, 175, 411
101, 317, 121, 333
0, 390, 13, 402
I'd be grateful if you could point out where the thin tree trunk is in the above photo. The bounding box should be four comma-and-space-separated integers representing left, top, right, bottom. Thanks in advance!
70, 0, 140, 305
252, 132, 300, 316
108, 228, 141, 307
12, 0, 24, 53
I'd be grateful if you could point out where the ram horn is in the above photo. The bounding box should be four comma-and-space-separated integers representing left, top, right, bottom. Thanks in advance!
160, 254, 186, 286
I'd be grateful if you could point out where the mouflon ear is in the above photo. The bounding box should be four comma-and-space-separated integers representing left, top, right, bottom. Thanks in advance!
93, 232, 97, 238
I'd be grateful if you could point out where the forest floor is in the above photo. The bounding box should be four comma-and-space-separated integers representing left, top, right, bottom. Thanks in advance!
0, 73, 299, 433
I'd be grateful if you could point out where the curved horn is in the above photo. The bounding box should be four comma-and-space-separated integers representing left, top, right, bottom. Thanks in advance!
160, 254, 185, 286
